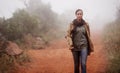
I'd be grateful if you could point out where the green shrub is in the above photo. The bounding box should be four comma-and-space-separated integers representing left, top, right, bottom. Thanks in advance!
0, 10, 39, 42
0, 51, 30, 73
103, 21, 120, 73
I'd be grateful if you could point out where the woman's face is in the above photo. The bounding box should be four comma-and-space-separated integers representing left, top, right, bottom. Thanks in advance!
76, 10, 83, 21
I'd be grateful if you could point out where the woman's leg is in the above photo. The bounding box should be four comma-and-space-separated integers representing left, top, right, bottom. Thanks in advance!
71, 50, 80, 73
80, 48, 88, 73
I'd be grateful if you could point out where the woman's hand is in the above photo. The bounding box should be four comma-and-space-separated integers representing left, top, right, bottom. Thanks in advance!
69, 45, 74, 50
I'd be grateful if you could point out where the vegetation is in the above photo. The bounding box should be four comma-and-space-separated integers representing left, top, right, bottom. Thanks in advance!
0, 0, 63, 72
0, 51, 30, 73
0, 0, 63, 45
103, 7, 120, 73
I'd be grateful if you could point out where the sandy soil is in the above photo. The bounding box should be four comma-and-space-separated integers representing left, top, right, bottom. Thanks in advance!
17, 32, 108, 73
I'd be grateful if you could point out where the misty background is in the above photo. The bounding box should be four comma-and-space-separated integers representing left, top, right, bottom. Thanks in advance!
0, 0, 119, 30
0, 0, 120, 73
0, 0, 120, 43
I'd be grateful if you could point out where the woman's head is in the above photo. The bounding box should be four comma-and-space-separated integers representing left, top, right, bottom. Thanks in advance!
75, 9, 83, 21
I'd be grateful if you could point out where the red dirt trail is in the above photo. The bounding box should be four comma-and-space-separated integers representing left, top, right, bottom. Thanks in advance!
17, 32, 108, 73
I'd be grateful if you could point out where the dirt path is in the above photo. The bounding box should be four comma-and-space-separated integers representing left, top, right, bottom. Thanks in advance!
17, 32, 108, 73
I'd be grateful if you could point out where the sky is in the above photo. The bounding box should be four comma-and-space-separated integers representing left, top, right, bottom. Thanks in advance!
0, 0, 120, 30
0, 0, 25, 18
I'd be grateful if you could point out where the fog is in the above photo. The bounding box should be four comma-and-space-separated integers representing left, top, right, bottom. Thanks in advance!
41, 0, 119, 31
0, 0, 120, 31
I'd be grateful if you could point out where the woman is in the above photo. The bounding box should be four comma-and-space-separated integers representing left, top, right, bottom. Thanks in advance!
65, 9, 94, 73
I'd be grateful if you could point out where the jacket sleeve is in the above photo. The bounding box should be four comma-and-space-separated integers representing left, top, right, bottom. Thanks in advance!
85, 23, 94, 52
65, 23, 73, 47
86, 23, 90, 37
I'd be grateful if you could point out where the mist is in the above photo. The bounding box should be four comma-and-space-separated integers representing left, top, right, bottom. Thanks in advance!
41, 0, 119, 31
0, 0, 120, 32
0, 0, 120, 73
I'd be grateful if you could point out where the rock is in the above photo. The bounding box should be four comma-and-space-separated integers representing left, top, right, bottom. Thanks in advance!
5, 41, 23, 56
32, 37, 45, 49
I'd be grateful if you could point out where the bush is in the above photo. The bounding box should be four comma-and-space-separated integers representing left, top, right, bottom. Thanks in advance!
0, 9, 39, 42
103, 21, 120, 73
0, 51, 30, 73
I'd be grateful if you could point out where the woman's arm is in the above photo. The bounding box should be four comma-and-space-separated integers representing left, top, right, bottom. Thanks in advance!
65, 23, 74, 49
85, 22, 90, 37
